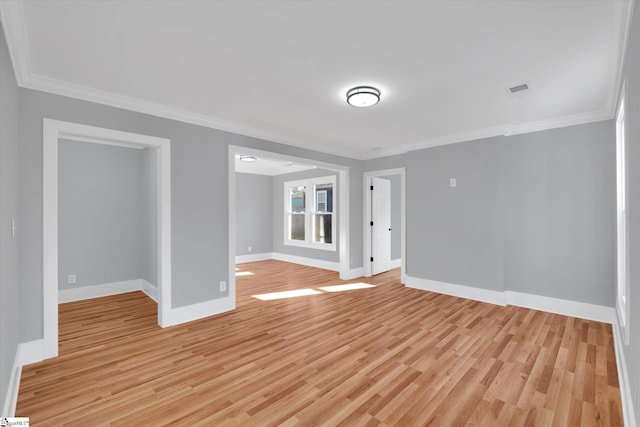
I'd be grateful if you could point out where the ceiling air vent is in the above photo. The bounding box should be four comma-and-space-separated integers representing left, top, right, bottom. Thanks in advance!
508, 83, 530, 98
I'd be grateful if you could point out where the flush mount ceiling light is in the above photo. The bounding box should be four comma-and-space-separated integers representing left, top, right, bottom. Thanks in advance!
239, 155, 257, 162
346, 86, 381, 107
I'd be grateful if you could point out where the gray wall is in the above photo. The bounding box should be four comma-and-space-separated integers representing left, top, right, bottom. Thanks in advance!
58, 140, 145, 289
141, 147, 158, 286
0, 21, 21, 412
17, 88, 362, 342
272, 168, 340, 263
363, 153, 406, 172
621, 4, 640, 425
503, 124, 615, 305
378, 175, 401, 260
236, 172, 273, 256
406, 137, 505, 291
405, 121, 615, 304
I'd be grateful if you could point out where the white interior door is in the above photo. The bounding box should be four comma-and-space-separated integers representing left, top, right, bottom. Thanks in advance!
371, 177, 391, 275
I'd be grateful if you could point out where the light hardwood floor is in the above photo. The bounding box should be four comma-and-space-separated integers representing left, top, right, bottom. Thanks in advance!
17, 260, 622, 426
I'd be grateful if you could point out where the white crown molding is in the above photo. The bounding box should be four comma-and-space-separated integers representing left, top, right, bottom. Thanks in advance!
604, 0, 636, 119
401, 125, 509, 155
2, 0, 634, 162
394, 108, 613, 159
503, 109, 612, 137
0, 0, 30, 86
0, 1, 361, 160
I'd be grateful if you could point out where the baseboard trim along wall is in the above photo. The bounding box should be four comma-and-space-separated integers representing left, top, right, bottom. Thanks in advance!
236, 252, 274, 264
163, 296, 235, 327
404, 275, 506, 306
58, 279, 148, 303
613, 321, 638, 427
237, 252, 363, 279
341, 267, 364, 280
505, 291, 616, 324
2, 339, 45, 417
2, 345, 21, 417
236, 255, 397, 280
271, 253, 340, 272
404, 275, 615, 324
142, 280, 158, 303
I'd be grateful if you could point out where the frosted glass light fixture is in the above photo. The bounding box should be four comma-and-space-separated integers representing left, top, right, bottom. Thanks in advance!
239, 155, 257, 162
346, 86, 381, 107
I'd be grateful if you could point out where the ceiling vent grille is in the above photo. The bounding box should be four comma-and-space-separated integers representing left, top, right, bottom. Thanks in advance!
508, 83, 531, 98
509, 84, 529, 94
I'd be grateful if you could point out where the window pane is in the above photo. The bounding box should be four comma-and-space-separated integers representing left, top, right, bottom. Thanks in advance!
290, 214, 305, 241
313, 214, 332, 244
290, 186, 306, 213
315, 184, 333, 213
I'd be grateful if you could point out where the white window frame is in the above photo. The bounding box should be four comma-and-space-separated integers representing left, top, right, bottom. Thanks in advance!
616, 82, 630, 345
316, 190, 328, 212
284, 175, 336, 251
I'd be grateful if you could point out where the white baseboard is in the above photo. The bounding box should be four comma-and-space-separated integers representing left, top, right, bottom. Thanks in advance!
142, 280, 158, 303
19, 339, 44, 366
2, 345, 21, 417
404, 275, 506, 306
341, 267, 364, 280
613, 321, 638, 427
404, 276, 615, 325
506, 291, 615, 324
2, 339, 45, 417
236, 252, 274, 264
58, 279, 146, 303
390, 258, 402, 269
272, 252, 340, 272
236, 251, 362, 282
401, 273, 408, 285
164, 296, 235, 327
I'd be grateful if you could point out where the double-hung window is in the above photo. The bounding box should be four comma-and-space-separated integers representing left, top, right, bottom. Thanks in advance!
284, 176, 336, 250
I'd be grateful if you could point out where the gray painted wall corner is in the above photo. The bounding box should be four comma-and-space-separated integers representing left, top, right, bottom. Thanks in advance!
0, 20, 21, 413
235, 172, 273, 256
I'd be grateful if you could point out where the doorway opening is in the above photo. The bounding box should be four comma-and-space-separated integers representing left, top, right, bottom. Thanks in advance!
363, 168, 406, 279
42, 119, 171, 359
228, 145, 351, 307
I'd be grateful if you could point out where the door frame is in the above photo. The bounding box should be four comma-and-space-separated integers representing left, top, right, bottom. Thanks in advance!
363, 168, 406, 280
228, 145, 352, 306
43, 119, 172, 359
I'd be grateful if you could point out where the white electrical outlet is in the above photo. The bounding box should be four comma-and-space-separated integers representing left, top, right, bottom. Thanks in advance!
68, 274, 77, 285
450, 178, 457, 187
248, 246, 252, 253
219, 280, 227, 292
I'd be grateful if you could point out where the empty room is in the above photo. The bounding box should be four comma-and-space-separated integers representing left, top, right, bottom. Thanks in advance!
1, 1, 639, 426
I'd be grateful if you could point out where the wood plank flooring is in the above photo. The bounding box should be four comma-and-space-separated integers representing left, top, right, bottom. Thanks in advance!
17, 260, 622, 426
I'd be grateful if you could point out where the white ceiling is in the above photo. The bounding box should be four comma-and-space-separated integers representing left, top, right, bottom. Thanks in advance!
0, 0, 634, 159
235, 154, 315, 176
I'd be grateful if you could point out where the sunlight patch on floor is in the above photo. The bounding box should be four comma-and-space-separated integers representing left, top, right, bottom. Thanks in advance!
253, 288, 323, 300
318, 283, 376, 292
252, 282, 376, 301
236, 271, 255, 276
